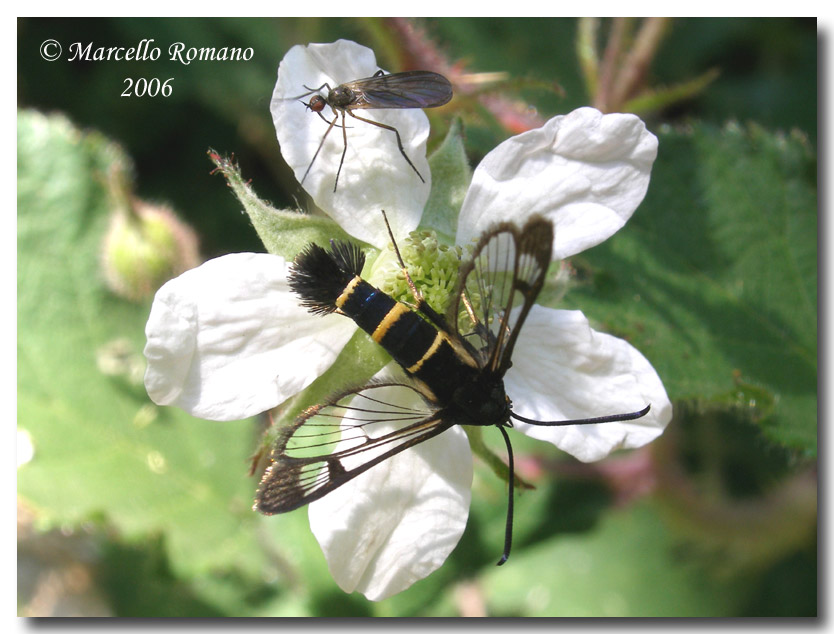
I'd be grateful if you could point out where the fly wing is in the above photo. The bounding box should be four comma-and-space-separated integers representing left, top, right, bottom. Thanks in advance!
255, 381, 454, 514
448, 216, 553, 374
345, 71, 453, 109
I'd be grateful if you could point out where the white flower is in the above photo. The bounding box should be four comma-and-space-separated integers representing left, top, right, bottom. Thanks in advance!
271, 39, 430, 247
144, 253, 357, 421
144, 41, 671, 602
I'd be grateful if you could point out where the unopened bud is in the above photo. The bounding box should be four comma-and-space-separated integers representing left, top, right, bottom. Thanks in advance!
102, 199, 200, 302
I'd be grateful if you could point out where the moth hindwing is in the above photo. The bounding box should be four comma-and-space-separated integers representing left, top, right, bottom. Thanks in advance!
255, 381, 454, 513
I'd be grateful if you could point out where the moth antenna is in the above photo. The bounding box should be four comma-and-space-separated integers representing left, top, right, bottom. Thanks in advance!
289, 241, 366, 314
381, 209, 423, 305
510, 404, 651, 427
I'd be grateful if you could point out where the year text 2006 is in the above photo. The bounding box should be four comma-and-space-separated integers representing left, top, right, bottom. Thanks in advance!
121, 77, 174, 97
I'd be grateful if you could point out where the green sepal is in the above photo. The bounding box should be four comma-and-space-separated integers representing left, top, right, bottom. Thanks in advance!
420, 118, 472, 245
207, 150, 369, 261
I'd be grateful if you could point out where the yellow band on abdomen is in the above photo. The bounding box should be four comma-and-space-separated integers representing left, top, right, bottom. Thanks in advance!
371, 302, 411, 343
334, 276, 362, 310
407, 330, 448, 373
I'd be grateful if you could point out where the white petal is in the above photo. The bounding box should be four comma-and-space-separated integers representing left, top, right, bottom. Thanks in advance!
308, 381, 472, 601
271, 40, 427, 247
505, 306, 672, 462
143, 253, 356, 421
456, 107, 658, 260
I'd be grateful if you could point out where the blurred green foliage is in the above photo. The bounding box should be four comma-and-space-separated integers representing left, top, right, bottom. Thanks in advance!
17, 18, 816, 616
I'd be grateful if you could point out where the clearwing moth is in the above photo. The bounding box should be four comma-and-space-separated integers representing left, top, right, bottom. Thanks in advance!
255, 213, 650, 564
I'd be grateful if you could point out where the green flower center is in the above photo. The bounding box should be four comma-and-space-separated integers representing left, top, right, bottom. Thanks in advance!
380, 230, 464, 315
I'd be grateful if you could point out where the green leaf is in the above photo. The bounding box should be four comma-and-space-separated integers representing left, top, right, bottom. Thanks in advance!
624, 67, 721, 115
557, 120, 816, 455
477, 502, 746, 616
16, 110, 268, 581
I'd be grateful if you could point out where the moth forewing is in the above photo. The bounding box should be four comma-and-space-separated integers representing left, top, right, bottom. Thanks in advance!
449, 216, 554, 372
495, 217, 554, 372
255, 381, 452, 514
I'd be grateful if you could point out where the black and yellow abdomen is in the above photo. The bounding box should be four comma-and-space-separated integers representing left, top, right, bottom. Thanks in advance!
334, 274, 477, 403
288, 241, 478, 405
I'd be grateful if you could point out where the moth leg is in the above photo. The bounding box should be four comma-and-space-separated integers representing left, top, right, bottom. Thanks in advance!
460, 291, 495, 350
380, 210, 451, 332
460, 293, 479, 328
496, 424, 515, 566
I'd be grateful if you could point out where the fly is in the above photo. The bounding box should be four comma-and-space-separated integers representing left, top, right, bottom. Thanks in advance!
291, 70, 453, 192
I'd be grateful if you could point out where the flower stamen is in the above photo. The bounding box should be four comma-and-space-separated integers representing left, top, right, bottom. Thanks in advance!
380, 230, 464, 315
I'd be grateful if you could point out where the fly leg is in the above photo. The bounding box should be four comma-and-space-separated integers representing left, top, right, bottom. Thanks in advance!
347, 110, 426, 183
301, 112, 339, 187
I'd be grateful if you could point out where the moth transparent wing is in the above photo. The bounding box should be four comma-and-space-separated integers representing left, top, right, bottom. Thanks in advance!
255, 381, 454, 514
346, 71, 453, 110
449, 216, 553, 374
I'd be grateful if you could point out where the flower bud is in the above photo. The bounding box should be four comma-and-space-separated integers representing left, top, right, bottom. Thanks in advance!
102, 198, 200, 302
